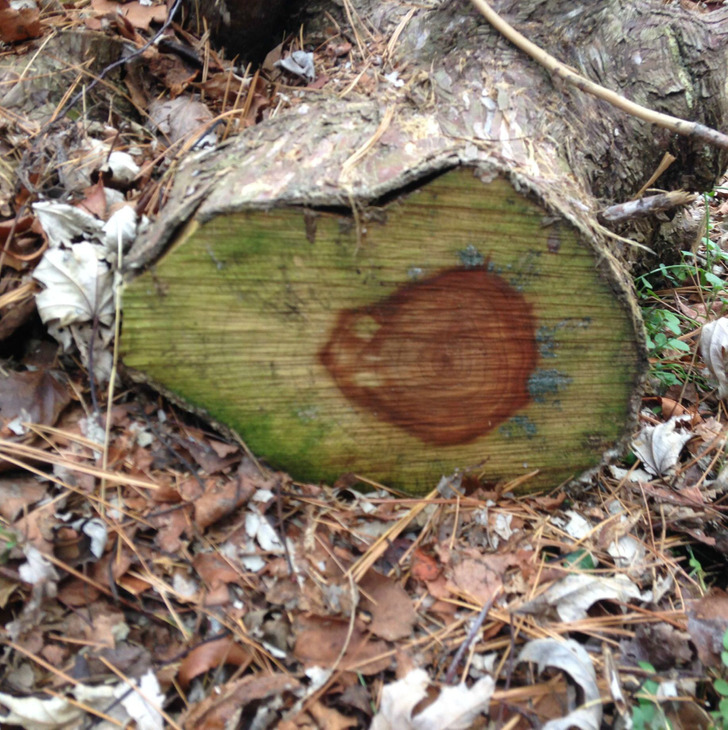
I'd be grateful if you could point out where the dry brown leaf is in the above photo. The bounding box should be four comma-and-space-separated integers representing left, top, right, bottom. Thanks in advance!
193, 552, 244, 590
0, 368, 71, 435
308, 699, 360, 729
150, 507, 190, 553
182, 674, 300, 729
293, 615, 391, 675
446, 551, 516, 605
0, 0, 42, 42
57, 578, 101, 607
147, 52, 198, 97
193, 471, 256, 530
0, 476, 46, 522
178, 637, 252, 689
411, 548, 441, 582
687, 590, 728, 667
77, 179, 109, 219
90, 0, 166, 30
359, 571, 416, 642
148, 97, 215, 144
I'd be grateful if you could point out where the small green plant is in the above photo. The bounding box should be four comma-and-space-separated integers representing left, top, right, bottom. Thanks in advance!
707, 629, 728, 729
635, 207, 728, 389
632, 662, 673, 730
642, 308, 691, 356
639, 305, 693, 388
0, 525, 17, 564
687, 546, 708, 593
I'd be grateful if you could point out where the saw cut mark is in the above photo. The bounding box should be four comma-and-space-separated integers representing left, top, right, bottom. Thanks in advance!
319, 267, 538, 445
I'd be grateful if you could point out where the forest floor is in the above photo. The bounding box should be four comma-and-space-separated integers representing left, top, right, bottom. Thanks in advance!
2, 1, 728, 729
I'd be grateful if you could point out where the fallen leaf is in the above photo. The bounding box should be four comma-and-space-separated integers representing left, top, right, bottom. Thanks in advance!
447, 551, 515, 604
0, 368, 71, 435
700, 318, 728, 398
370, 668, 494, 730
621, 622, 693, 670
518, 638, 601, 730
148, 97, 216, 144
0, 475, 47, 521
411, 548, 441, 582
0, 0, 42, 42
519, 573, 649, 622
686, 590, 728, 667
182, 674, 300, 729
178, 637, 252, 689
359, 570, 416, 641
193, 552, 243, 590
90, 0, 166, 30
194, 468, 256, 530
293, 615, 391, 675
18, 545, 58, 587
632, 416, 692, 476
115, 669, 164, 730
245, 510, 284, 552
307, 699, 359, 729
33, 242, 114, 327
32, 202, 103, 249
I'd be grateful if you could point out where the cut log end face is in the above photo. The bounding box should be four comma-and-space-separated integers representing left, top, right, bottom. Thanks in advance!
319, 267, 538, 446
121, 169, 643, 492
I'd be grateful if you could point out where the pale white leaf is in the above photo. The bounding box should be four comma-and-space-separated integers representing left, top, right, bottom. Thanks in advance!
68, 517, 107, 559
632, 416, 692, 476
0, 682, 125, 729
102, 205, 138, 254
245, 511, 284, 553
700, 318, 728, 398
554, 510, 591, 539
518, 638, 600, 730
519, 573, 647, 622
116, 669, 164, 730
33, 242, 114, 327
409, 677, 494, 730
241, 550, 266, 572
18, 546, 58, 586
607, 535, 645, 571
370, 669, 429, 730
370, 669, 493, 730
172, 571, 198, 599
105, 151, 140, 185
0, 692, 81, 729
275, 50, 315, 83
32, 201, 102, 248
608, 465, 652, 482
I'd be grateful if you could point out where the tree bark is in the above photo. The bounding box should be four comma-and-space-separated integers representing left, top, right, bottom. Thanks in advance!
122, 0, 728, 493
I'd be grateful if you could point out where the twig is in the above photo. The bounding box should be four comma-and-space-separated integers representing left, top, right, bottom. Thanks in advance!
444, 589, 499, 684
470, 0, 728, 151
599, 190, 696, 225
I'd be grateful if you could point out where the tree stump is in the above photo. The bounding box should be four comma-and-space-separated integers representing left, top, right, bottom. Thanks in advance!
122, 0, 728, 493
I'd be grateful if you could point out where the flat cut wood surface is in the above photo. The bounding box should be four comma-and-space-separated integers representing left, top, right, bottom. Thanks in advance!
122, 169, 643, 492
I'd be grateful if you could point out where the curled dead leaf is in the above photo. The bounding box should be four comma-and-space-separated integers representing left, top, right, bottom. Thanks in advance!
178, 637, 252, 689
700, 318, 728, 398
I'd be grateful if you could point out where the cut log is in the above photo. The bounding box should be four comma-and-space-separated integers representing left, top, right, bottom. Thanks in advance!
122, 0, 728, 492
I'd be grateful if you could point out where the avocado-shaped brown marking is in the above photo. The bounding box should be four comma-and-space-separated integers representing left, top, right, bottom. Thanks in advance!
319, 267, 538, 445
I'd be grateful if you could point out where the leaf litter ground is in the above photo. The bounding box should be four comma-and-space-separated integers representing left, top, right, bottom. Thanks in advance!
2, 1, 728, 728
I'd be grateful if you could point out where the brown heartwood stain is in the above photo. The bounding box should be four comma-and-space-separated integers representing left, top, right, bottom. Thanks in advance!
319, 268, 538, 445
